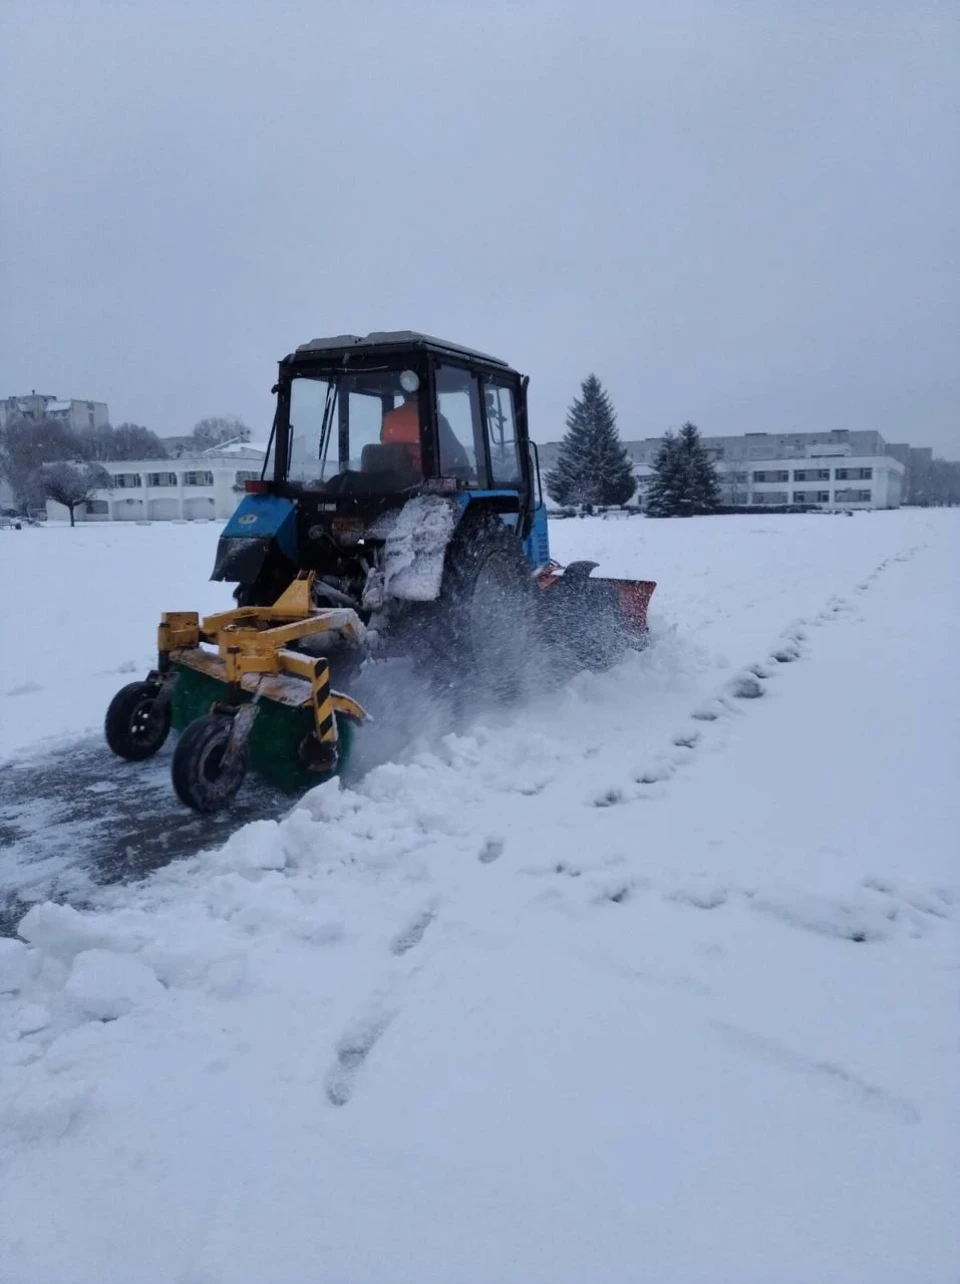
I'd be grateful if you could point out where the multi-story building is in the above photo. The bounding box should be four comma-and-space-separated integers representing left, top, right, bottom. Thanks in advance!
624, 428, 890, 468
634, 454, 904, 510
45, 446, 266, 523
539, 428, 907, 510
0, 392, 110, 433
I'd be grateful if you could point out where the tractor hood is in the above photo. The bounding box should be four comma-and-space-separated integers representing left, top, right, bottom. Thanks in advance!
211, 493, 298, 584
210, 534, 273, 584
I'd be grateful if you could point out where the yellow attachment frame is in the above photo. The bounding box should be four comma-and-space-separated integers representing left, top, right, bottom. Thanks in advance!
158, 572, 367, 747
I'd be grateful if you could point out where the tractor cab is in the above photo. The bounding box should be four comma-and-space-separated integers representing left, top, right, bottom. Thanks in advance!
212, 332, 549, 607
275, 332, 529, 499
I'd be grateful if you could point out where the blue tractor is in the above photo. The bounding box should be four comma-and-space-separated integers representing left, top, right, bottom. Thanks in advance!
105, 332, 655, 812
213, 331, 653, 679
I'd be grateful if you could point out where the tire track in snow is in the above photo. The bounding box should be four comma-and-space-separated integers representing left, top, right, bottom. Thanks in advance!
390, 906, 436, 956
586, 543, 925, 816
325, 1012, 396, 1106
710, 1019, 920, 1123
326, 896, 446, 1106
571, 542, 957, 957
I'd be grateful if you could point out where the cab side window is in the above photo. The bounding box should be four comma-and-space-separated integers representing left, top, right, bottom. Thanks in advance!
347, 391, 383, 468
436, 365, 485, 484
485, 382, 521, 485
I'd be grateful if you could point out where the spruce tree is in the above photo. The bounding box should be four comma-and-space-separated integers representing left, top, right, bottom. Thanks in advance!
645, 422, 720, 516
546, 375, 636, 507
679, 422, 721, 512
644, 432, 687, 516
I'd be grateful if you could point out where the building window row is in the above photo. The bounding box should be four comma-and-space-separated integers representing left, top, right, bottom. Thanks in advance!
110, 470, 218, 489
722, 487, 876, 506
750, 465, 874, 484
792, 468, 831, 482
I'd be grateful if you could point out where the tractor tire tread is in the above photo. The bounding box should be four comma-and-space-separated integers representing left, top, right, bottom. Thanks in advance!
171, 714, 247, 813
429, 512, 536, 698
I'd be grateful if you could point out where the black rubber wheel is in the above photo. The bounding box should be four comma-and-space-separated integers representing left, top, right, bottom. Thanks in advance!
171, 714, 247, 813
104, 681, 172, 761
429, 513, 537, 701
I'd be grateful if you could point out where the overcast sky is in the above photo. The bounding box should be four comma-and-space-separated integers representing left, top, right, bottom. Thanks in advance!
1, 1, 957, 454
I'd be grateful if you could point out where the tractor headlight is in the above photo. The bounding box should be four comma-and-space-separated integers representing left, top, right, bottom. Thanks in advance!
399, 370, 420, 393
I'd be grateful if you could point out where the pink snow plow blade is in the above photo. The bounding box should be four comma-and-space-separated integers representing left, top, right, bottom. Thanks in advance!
535, 562, 657, 654
596, 577, 657, 637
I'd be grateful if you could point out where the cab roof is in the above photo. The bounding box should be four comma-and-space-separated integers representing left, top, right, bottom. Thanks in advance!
289, 330, 511, 370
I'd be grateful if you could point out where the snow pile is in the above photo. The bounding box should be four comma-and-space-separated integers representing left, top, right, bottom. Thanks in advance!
0, 509, 958, 1282
0, 937, 38, 993
64, 949, 166, 1020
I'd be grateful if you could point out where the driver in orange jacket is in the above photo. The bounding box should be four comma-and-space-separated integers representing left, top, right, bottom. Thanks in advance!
380, 369, 472, 478
380, 394, 423, 471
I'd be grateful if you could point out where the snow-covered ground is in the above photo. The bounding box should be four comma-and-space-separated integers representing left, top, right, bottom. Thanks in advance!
0, 522, 237, 764
1, 509, 958, 1283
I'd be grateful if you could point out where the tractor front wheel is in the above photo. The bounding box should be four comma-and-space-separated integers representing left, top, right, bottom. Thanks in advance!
104, 681, 172, 761
171, 714, 247, 813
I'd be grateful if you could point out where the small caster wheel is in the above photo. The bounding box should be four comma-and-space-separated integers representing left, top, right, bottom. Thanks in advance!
104, 681, 172, 761
171, 714, 247, 813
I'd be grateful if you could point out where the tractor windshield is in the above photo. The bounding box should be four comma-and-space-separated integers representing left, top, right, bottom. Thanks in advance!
273, 370, 424, 491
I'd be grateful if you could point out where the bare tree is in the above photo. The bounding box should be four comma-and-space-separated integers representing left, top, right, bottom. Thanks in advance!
83, 423, 168, 461
925, 457, 960, 506
0, 417, 85, 513
192, 416, 252, 449
41, 462, 113, 527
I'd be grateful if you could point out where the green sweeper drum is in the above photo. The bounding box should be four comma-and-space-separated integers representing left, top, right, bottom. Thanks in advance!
104, 573, 367, 813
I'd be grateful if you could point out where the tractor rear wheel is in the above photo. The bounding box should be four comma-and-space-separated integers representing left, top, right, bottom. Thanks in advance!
171, 714, 247, 812
430, 513, 536, 701
105, 681, 172, 761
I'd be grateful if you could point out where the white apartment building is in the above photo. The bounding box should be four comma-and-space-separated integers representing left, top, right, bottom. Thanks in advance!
540, 428, 908, 510
624, 429, 904, 510
730, 453, 902, 508
625, 428, 892, 468
45, 446, 267, 523
635, 452, 904, 510
0, 393, 110, 433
